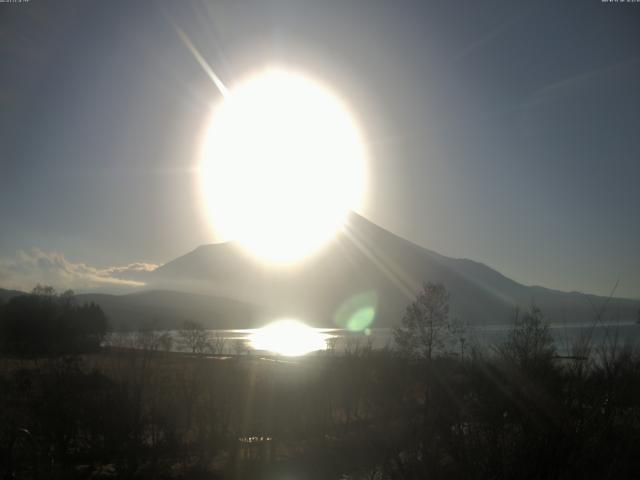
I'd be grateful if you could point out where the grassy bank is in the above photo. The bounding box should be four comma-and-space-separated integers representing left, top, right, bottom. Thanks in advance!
1, 337, 640, 479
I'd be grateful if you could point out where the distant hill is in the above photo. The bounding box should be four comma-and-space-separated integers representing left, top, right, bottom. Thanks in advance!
146, 212, 640, 328
0, 288, 259, 331
0, 288, 24, 304
74, 290, 260, 331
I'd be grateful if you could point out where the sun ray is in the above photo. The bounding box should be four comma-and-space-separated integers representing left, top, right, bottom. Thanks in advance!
170, 20, 228, 97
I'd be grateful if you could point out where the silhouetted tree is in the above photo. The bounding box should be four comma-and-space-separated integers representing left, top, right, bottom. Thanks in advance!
178, 320, 209, 354
210, 331, 227, 355
393, 282, 453, 360
499, 305, 555, 370
31, 284, 56, 298
59, 289, 76, 307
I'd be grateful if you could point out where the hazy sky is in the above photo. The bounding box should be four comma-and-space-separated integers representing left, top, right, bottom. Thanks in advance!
1, 0, 639, 297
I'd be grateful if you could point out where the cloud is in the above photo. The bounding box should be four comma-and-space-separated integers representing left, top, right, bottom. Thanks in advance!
104, 262, 159, 282
0, 248, 158, 293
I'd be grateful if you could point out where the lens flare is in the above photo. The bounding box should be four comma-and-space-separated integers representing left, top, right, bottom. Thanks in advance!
248, 319, 330, 356
334, 291, 378, 332
199, 68, 367, 263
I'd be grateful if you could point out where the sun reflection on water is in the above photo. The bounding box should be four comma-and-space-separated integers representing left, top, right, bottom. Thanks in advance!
248, 319, 331, 356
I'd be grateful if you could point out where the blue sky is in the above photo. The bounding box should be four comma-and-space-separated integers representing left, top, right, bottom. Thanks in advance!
0, 0, 639, 297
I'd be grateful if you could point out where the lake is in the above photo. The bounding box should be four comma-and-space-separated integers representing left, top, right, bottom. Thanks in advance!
107, 321, 640, 357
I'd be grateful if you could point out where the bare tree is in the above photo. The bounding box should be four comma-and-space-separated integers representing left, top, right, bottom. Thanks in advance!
499, 305, 555, 369
210, 331, 227, 355
134, 328, 163, 352
31, 284, 56, 297
178, 320, 210, 354
394, 282, 453, 360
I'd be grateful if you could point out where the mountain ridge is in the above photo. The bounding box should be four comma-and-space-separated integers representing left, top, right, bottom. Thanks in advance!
146, 211, 640, 328
2, 212, 637, 330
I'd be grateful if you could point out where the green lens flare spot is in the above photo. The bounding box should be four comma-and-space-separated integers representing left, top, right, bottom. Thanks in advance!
334, 291, 378, 332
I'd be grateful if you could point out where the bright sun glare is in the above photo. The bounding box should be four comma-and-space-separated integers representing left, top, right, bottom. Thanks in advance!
248, 319, 330, 356
200, 69, 366, 263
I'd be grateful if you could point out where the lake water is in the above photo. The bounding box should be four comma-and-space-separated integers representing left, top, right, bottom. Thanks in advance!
108, 321, 640, 357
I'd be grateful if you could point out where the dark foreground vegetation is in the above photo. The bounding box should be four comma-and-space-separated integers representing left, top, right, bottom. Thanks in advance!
1, 286, 639, 479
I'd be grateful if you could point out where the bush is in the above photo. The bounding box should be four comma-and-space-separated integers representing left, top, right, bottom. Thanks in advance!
498, 305, 556, 372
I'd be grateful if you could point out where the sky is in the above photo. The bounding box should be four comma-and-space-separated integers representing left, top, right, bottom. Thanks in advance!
0, 0, 639, 298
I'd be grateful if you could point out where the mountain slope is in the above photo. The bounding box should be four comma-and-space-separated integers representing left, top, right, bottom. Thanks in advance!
148, 212, 639, 328
75, 290, 259, 331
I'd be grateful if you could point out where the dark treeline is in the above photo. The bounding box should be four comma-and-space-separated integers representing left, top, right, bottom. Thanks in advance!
0, 284, 639, 479
0, 286, 107, 356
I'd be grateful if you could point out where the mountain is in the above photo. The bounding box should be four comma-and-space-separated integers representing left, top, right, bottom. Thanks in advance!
146, 212, 640, 328
2, 213, 636, 330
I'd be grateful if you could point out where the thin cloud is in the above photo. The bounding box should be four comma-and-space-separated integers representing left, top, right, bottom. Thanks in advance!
523, 56, 640, 108
105, 262, 159, 282
0, 248, 157, 293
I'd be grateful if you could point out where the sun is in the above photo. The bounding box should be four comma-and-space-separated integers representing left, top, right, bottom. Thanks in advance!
200, 68, 366, 263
